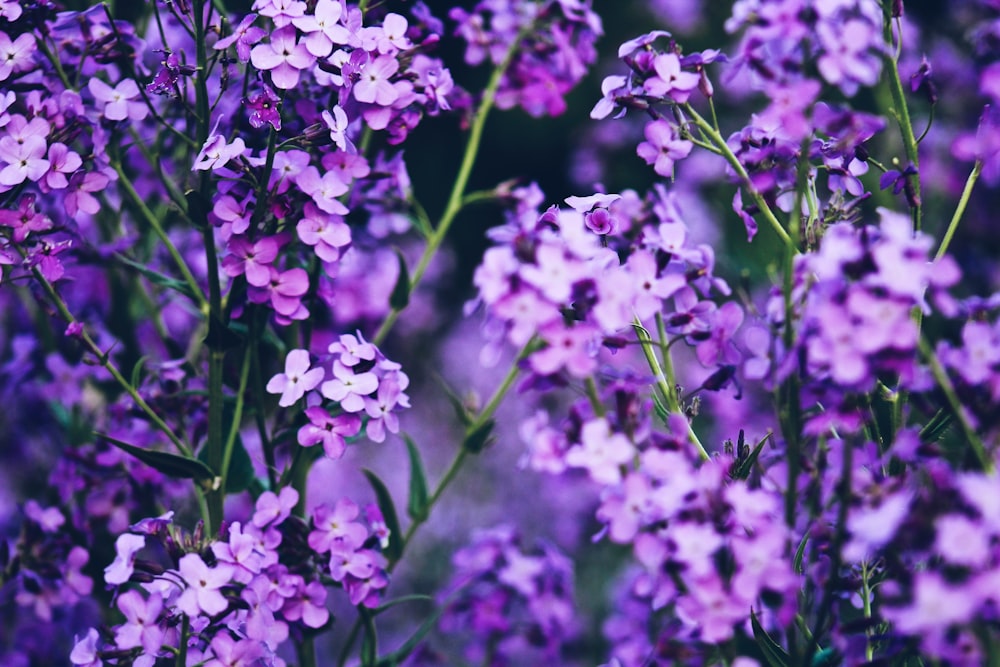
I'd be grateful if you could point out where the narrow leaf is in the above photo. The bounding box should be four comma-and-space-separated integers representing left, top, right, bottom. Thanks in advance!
404, 435, 430, 522
432, 373, 474, 426
751, 609, 791, 667
114, 254, 197, 301
731, 432, 772, 480
376, 603, 448, 667
462, 418, 495, 454
374, 594, 434, 616
389, 248, 411, 311
198, 437, 254, 494
793, 534, 809, 575
129, 355, 149, 389
98, 433, 217, 491
362, 470, 404, 563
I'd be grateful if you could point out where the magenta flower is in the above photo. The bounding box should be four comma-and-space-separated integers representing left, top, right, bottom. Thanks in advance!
104, 533, 145, 585
643, 53, 699, 103
214, 13, 267, 62
0, 135, 49, 187
250, 26, 314, 90
41, 142, 82, 190
114, 589, 165, 655
88, 78, 147, 122
531, 322, 598, 378
266, 349, 324, 407
252, 486, 299, 529
309, 498, 368, 553
292, 0, 350, 57
636, 119, 692, 177
222, 235, 279, 287
297, 406, 361, 458
244, 86, 283, 130
0, 31, 35, 82
565, 418, 635, 485
296, 203, 351, 263
328, 331, 376, 366
354, 54, 400, 106
175, 553, 233, 617
320, 360, 378, 412
193, 130, 247, 171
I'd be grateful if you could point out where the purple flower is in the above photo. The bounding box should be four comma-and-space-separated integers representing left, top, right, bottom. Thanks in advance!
175, 553, 233, 617
320, 360, 379, 412
193, 130, 247, 171
250, 26, 315, 90
104, 533, 145, 585
88, 78, 147, 122
643, 53, 700, 103
252, 486, 298, 528
266, 349, 324, 407
636, 119, 692, 177
354, 54, 401, 106
309, 498, 368, 553
244, 86, 282, 130
293, 0, 350, 58
0, 31, 35, 82
297, 407, 361, 458
214, 14, 268, 62
565, 418, 635, 485
114, 589, 165, 655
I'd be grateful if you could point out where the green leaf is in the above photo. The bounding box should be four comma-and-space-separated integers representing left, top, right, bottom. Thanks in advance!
404, 435, 429, 522
651, 392, 670, 425
129, 355, 150, 389
731, 432, 771, 480
114, 253, 198, 302
462, 418, 495, 454
375, 602, 449, 667
98, 432, 218, 491
373, 594, 434, 616
198, 437, 255, 494
793, 534, 809, 575
389, 248, 411, 311
432, 373, 474, 426
362, 470, 404, 563
751, 609, 790, 667
919, 408, 953, 442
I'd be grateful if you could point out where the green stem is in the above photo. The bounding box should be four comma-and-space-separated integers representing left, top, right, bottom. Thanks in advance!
584, 376, 605, 417
861, 561, 874, 661
176, 614, 189, 667
682, 103, 796, 250
882, 9, 923, 231
28, 263, 191, 457
935, 161, 981, 261
219, 344, 252, 495
112, 162, 209, 313
633, 317, 709, 460
919, 337, 992, 471
373, 28, 526, 345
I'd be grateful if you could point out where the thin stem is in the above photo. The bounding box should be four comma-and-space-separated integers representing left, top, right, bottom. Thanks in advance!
27, 263, 191, 456
633, 317, 709, 460
373, 26, 528, 345
919, 337, 992, 471
112, 162, 209, 313
584, 376, 605, 417
862, 561, 874, 661
935, 161, 981, 261
176, 614, 189, 667
219, 344, 253, 495
881, 9, 923, 231
681, 103, 796, 250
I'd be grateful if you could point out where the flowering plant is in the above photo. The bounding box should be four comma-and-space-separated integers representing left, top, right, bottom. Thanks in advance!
2, 0, 1000, 665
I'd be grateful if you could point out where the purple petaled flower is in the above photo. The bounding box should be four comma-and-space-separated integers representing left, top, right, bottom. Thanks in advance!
253, 0, 307, 27
70, 628, 101, 667
643, 53, 700, 103
146, 51, 196, 95
321, 360, 379, 412
565, 417, 636, 485
250, 26, 315, 90
309, 498, 368, 553
293, 0, 350, 58
0, 135, 49, 188
266, 349, 324, 407
0, 31, 35, 82
531, 322, 598, 378
297, 203, 351, 263
329, 331, 377, 366
298, 407, 361, 458
175, 553, 234, 617
104, 533, 145, 585
114, 589, 165, 655
214, 14, 268, 62
354, 54, 401, 106
88, 78, 147, 122
222, 235, 280, 287
244, 86, 282, 130
193, 130, 247, 171
636, 119, 692, 177
252, 486, 299, 528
